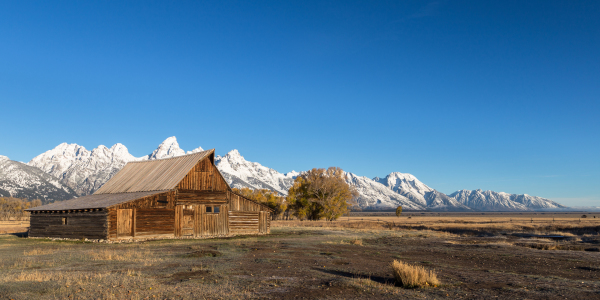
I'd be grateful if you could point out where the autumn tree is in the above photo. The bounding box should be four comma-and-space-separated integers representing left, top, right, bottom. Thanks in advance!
396, 206, 402, 217
0, 198, 42, 221
232, 187, 287, 220
287, 167, 358, 221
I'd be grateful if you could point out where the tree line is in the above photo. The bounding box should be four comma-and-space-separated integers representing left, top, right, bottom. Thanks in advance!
0, 198, 42, 221
234, 167, 359, 221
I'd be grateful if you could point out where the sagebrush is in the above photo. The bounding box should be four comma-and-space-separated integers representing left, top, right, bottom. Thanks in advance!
391, 259, 439, 288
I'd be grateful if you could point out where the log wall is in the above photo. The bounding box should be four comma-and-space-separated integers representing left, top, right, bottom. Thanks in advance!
29, 211, 108, 240
228, 210, 270, 234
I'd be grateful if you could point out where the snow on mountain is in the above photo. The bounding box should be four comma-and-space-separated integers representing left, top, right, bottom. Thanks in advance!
215, 150, 296, 195
373, 172, 470, 211
21, 136, 568, 211
213, 152, 424, 210
145, 136, 195, 160
509, 194, 567, 210
422, 190, 471, 211
344, 172, 424, 210
26, 137, 205, 196
187, 146, 205, 155
28, 142, 139, 195
0, 157, 78, 203
449, 189, 563, 211
374, 172, 433, 206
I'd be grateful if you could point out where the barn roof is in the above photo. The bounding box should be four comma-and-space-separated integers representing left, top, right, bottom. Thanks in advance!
94, 149, 215, 194
26, 191, 168, 211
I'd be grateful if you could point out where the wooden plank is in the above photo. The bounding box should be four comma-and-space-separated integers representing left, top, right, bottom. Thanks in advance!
174, 205, 183, 237
117, 209, 133, 237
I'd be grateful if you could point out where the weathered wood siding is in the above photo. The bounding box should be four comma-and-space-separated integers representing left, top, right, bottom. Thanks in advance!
259, 211, 270, 234
113, 191, 176, 210
29, 211, 108, 240
177, 155, 228, 192
228, 210, 270, 234
135, 209, 175, 236
229, 211, 259, 234
177, 191, 228, 205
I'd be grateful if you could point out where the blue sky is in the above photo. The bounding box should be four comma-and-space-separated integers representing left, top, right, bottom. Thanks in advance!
1, 1, 599, 206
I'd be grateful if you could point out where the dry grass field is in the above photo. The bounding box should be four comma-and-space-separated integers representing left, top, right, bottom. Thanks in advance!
0, 220, 30, 235
1, 212, 599, 299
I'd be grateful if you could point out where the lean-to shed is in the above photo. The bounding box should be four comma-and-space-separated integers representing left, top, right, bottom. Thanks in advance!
26, 149, 272, 240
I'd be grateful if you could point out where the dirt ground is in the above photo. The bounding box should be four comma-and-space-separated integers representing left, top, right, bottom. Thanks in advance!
1, 216, 599, 299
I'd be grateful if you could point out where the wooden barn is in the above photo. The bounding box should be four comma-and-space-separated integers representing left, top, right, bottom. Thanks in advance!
26, 149, 271, 240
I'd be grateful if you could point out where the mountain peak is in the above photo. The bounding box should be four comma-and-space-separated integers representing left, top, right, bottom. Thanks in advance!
387, 172, 416, 180
227, 149, 242, 156
374, 171, 433, 206
0, 155, 9, 161
186, 146, 205, 155
147, 136, 185, 160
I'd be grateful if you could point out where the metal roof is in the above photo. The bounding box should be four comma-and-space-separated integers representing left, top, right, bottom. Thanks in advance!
94, 149, 214, 194
26, 191, 169, 211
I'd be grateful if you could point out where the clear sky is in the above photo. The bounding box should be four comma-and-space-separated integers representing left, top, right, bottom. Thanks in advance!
1, 1, 599, 206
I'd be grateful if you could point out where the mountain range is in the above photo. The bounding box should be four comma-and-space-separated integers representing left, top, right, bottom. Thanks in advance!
0, 155, 77, 203
0, 137, 567, 211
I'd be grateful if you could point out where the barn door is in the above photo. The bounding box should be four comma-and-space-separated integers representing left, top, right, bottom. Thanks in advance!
182, 206, 194, 236
175, 205, 196, 237
198, 204, 227, 236
117, 209, 133, 237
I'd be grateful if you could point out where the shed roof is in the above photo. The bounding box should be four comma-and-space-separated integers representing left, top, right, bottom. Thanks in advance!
26, 191, 168, 211
94, 149, 214, 194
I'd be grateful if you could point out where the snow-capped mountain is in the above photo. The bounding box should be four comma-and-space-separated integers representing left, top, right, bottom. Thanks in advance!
213, 151, 427, 210
509, 193, 567, 210
0, 155, 78, 203
215, 150, 298, 195
344, 172, 424, 210
28, 143, 140, 195
374, 172, 471, 211
374, 172, 433, 206
145, 136, 204, 160
26, 136, 204, 195
18, 136, 568, 211
450, 189, 566, 211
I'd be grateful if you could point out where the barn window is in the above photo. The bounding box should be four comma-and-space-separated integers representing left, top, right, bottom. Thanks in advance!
205, 206, 220, 213
62, 217, 68, 225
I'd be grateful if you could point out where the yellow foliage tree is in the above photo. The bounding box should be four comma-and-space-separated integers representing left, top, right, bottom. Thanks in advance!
232, 187, 287, 220
287, 167, 358, 221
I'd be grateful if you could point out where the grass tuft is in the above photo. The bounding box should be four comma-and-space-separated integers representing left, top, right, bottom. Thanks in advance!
349, 239, 363, 246
390, 259, 439, 288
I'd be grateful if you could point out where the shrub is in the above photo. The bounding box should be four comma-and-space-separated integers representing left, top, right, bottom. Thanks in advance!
390, 260, 439, 288
349, 239, 363, 246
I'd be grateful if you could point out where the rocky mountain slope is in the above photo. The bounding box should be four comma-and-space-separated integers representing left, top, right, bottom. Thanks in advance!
0, 155, 78, 203
27, 137, 203, 195
450, 189, 566, 211
344, 172, 424, 210
373, 172, 471, 211
215, 150, 298, 195
17, 136, 567, 211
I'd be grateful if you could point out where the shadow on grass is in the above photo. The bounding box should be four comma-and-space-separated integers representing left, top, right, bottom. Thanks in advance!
314, 267, 394, 285
9, 231, 28, 238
